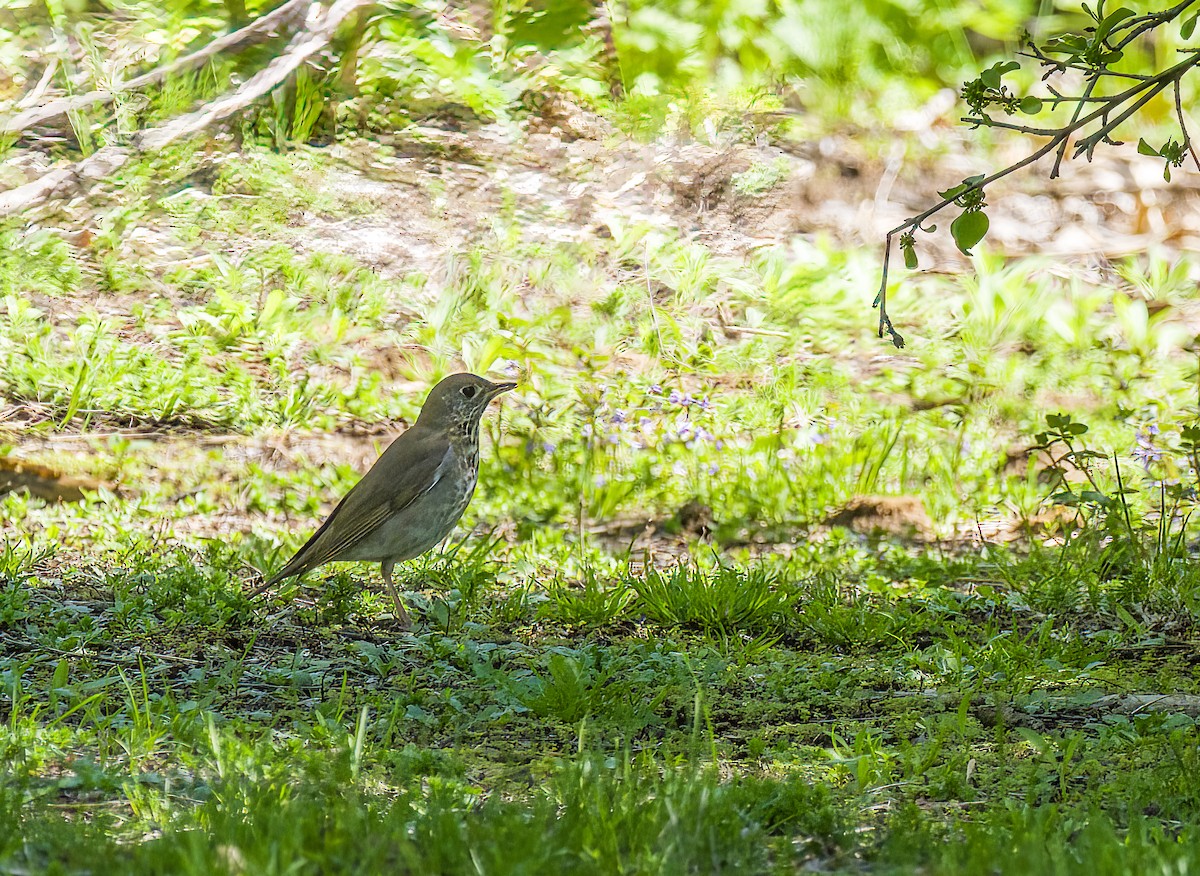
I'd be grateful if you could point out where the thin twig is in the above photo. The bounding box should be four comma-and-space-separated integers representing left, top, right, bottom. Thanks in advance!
1174, 78, 1200, 172
1113, 0, 1200, 50
875, 132, 1067, 347
1072, 67, 1187, 160
1052, 75, 1098, 178
960, 117, 1061, 137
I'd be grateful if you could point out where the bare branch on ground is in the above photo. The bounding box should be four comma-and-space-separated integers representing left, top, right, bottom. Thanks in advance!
0, 0, 315, 137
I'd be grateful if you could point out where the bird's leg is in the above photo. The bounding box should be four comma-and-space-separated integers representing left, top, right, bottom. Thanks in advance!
381, 560, 411, 629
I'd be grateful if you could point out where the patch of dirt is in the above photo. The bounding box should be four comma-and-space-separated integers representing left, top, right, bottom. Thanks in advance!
274, 99, 1200, 290
0, 456, 110, 502
823, 494, 934, 540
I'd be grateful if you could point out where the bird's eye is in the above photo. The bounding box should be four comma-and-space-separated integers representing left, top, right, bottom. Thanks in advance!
461, 385, 478, 399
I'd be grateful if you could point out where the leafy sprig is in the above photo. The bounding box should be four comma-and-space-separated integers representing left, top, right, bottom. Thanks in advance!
876, 0, 1200, 349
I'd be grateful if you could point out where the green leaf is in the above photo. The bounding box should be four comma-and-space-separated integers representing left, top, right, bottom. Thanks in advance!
903, 242, 918, 270
1165, 164, 1172, 182
52, 658, 69, 691
978, 61, 1020, 90
1137, 138, 1160, 156
1046, 413, 1069, 429
1016, 727, 1051, 754
1020, 96, 1043, 114
1113, 604, 1141, 630
1183, 13, 1198, 39
1095, 7, 1135, 42
938, 176, 983, 201
950, 210, 989, 255
1045, 34, 1088, 57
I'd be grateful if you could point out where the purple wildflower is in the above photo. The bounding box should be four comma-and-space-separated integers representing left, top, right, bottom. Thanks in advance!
1132, 427, 1162, 469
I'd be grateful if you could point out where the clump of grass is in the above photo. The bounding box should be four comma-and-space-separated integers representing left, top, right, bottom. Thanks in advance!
540, 569, 635, 627
731, 157, 791, 196
633, 564, 793, 634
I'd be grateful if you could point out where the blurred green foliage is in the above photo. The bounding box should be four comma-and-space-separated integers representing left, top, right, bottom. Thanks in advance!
0, 0, 1068, 149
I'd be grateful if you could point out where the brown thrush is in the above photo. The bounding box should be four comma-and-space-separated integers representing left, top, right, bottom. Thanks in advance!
251, 372, 516, 627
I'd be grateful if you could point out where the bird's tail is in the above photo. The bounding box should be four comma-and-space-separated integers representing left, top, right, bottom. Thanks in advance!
250, 513, 328, 598
246, 558, 304, 600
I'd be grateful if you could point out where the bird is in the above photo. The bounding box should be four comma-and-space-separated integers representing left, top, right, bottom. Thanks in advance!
250, 372, 516, 627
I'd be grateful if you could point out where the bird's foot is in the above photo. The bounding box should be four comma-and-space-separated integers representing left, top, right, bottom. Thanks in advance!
377, 610, 413, 633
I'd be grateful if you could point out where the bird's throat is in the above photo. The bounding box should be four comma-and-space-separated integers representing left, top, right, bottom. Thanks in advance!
454, 417, 480, 446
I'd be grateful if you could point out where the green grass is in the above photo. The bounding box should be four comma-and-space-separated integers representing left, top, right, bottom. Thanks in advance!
6, 0, 1200, 866
4, 100, 1200, 876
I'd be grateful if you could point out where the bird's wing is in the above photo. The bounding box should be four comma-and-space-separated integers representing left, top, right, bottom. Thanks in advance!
264, 426, 451, 585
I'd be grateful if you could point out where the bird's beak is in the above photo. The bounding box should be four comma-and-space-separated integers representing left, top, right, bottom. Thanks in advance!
488, 381, 518, 399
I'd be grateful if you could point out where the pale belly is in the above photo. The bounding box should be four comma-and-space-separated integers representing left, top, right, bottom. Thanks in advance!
340, 466, 477, 563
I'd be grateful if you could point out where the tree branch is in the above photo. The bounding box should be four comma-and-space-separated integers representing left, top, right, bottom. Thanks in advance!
874, 28, 1200, 348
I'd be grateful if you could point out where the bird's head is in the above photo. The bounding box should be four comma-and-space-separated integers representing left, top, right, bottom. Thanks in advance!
416, 372, 517, 429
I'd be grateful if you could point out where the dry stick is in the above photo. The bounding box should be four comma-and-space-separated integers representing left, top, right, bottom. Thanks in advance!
0, 145, 131, 216
874, 50, 1200, 348
15, 55, 60, 111
0, 0, 375, 218
0, 0, 315, 137
136, 0, 375, 152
